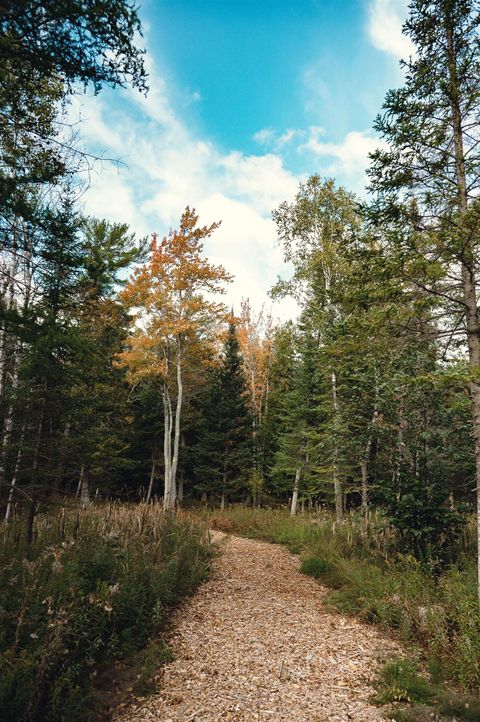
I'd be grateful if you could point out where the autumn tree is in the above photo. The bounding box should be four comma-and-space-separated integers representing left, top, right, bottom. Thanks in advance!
118, 208, 231, 510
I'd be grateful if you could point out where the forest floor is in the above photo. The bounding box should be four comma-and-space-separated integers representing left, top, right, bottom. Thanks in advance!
114, 531, 404, 722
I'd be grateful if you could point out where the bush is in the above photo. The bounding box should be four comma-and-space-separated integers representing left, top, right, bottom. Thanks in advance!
381, 470, 465, 569
300, 555, 330, 578
0, 504, 213, 722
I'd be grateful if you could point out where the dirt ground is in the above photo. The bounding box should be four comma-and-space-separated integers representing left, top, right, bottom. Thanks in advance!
114, 531, 401, 722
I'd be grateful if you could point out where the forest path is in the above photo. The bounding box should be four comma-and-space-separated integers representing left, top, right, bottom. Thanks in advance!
115, 532, 400, 722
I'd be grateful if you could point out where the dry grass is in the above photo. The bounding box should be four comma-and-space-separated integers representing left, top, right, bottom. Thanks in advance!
0, 502, 213, 722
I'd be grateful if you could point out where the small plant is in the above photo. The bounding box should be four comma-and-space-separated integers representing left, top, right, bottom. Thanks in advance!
300, 555, 330, 578
375, 659, 436, 706
133, 639, 174, 695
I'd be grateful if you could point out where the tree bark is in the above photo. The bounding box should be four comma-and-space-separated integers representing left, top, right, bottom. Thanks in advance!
80, 468, 90, 508
361, 409, 379, 514
146, 457, 156, 503
163, 381, 174, 510
170, 348, 183, 498
331, 370, 343, 522
290, 466, 301, 516
4, 417, 26, 523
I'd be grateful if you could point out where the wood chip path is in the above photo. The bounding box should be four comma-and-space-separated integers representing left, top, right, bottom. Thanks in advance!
115, 532, 401, 722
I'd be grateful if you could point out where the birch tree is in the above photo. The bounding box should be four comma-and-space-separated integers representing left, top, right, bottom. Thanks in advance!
272, 176, 360, 519
118, 208, 231, 510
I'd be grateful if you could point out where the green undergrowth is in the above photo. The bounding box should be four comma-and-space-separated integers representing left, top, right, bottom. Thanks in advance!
0, 504, 213, 722
209, 507, 480, 711
131, 638, 174, 696
376, 658, 480, 721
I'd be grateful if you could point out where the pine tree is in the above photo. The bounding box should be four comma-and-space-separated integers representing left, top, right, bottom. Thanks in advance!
194, 323, 252, 506
368, 0, 480, 596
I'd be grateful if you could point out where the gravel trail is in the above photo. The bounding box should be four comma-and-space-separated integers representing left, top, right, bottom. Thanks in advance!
115, 532, 399, 722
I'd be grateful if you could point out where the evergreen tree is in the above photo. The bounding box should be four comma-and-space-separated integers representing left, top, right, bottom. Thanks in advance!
194, 323, 252, 505
368, 0, 480, 593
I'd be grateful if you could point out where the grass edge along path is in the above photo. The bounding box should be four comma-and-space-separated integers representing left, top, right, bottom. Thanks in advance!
0, 504, 214, 722
208, 506, 480, 722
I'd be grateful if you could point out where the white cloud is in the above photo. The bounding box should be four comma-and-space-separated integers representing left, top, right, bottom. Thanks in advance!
253, 127, 301, 152
75, 42, 387, 319
253, 128, 275, 145
366, 0, 415, 59
298, 127, 385, 193
74, 57, 299, 320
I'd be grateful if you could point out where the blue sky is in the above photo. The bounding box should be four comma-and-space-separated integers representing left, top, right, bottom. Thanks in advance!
76, 0, 412, 318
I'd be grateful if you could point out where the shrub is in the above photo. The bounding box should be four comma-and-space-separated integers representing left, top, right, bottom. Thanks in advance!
300, 555, 330, 578
380, 470, 465, 569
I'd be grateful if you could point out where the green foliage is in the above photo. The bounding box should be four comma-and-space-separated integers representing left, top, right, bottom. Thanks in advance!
0, 505, 212, 721
0, 1, 147, 99
375, 657, 480, 721
299, 555, 331, 578
375, 659, 436, 706
133, 638, 174, 695
381, 470, 465, 568
192, 323, 252, 501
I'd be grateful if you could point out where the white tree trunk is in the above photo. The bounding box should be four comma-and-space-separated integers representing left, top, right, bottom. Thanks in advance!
80, 469, 90, 508
331, 371, 343, 522
4, 418, 26, 523
290, 467, 301, 516
146, 458, 156, 503
76, 465, 84, 499
170, 350, 183, 496
163, 382, 174, 510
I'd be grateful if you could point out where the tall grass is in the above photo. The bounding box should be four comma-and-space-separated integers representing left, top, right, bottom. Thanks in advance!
209, 507, 480, 694
0, 503, 213, 722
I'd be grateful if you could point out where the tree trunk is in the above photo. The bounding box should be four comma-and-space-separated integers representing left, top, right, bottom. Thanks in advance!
163, 381, 174, 510
170, 349, 183, 499
361, 409, 378, 514
331, 371, 343, 522
80, 468, 90, 508
290, 466, 301, 516
146, 457, 156, 503
4, 418, 26, 523
75, 465, 84, 499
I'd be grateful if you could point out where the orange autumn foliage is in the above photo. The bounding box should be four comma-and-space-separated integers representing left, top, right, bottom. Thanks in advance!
117, 207, 232, 384
237, 299, 273, 427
